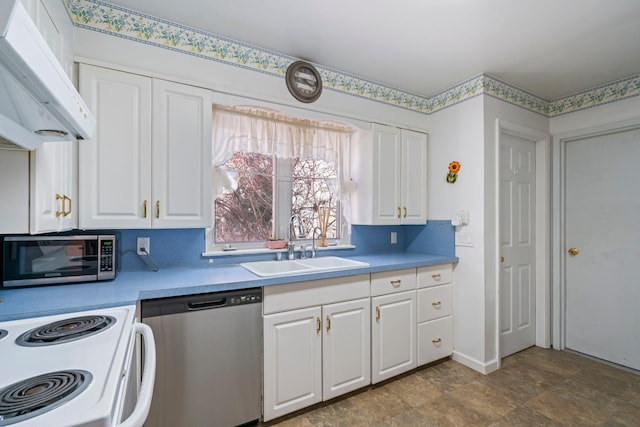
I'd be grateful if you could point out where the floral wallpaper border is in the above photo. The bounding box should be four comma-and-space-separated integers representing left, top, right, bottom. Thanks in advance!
65, 0, 639, 117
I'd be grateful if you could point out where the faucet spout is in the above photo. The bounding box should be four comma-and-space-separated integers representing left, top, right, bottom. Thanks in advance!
287, 214, 305, 260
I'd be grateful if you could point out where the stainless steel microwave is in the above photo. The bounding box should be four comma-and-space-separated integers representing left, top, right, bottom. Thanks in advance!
1, 234, 117, 288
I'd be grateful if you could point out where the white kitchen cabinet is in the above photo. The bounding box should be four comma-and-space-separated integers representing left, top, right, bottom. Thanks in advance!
322, 298, 370, 401
263, 275, 370, 421
30, 140, 77, 233
351, 123, 427, 225
370, 267, 418, 384
78, 64, 212, 229
21, 0, 74, 79
263, 306, 322, 421
417, 264, 454, 366
371, 289, 417, 383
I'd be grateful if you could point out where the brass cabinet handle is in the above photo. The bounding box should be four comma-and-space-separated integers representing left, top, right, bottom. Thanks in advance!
143, 200, 148, 218
326, 316, 331, 332
403, 207, 407, 218
397, 207, 401, 219
316, 317, 321, 333
63, 195, 71, 217
500, 256, 505, 263
432, 273, 441, 280
390, 279, 401, 286
568, 247, 579, 256
376, 306, 380, 321
55, 193, 64, 217
432, 338, 442, 344
432, 301, 442, 308
156, 200, 160, 219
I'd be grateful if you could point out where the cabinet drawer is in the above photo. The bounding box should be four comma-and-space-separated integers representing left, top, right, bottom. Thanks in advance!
417, 264, 452, 288
263, 274, 370, 314
417, 316, 453, 366
371, 269, 416, 296
417, 284, 453, 322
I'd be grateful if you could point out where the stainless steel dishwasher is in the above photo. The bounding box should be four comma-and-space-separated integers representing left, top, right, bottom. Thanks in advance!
141, 288, 262, 427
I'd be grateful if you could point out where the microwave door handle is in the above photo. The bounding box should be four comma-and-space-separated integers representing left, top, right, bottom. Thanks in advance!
117, 322, 156, 427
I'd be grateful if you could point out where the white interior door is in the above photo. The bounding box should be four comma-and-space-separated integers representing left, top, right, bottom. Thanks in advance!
564, 126, 640, 370
499, 132, 536, 357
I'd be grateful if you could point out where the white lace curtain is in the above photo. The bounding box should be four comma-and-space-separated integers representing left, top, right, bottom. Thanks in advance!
212, 105, 354, 164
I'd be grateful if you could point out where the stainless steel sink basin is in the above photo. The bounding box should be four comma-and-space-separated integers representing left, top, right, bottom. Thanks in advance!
240, 256, 369, 277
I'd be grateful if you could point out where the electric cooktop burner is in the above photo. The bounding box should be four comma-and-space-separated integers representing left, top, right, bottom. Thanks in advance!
0, 330, 7, 341
16, 315, 116, 347
0, 370, 92, 426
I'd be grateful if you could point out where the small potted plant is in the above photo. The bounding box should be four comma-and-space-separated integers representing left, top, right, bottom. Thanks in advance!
266, 237, 287, 249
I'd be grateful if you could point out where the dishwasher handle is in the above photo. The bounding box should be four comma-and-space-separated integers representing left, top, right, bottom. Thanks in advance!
187, 298, 227, 310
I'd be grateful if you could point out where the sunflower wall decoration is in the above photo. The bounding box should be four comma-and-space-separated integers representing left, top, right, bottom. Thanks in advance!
446, 161, 461, 183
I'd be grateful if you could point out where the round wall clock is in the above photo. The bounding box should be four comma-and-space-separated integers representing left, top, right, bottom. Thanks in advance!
285, 61, 322, 103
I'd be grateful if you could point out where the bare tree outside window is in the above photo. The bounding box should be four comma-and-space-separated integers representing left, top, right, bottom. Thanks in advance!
214, 154, 340, 244
292, 158, 339, 239
215, 152, 273, 243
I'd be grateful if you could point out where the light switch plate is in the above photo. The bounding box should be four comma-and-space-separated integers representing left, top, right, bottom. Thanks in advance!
455, 232, 473, 247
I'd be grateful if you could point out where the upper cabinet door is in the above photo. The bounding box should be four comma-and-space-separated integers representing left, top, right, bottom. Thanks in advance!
30, 140, 77, 234
372, 123, 402, 225
151, 79, 212, 228
79, 64, 153, 229
401, 129, 427, 224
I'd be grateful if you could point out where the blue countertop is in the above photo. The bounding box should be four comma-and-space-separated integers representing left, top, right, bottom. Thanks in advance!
0, 253, 457, 321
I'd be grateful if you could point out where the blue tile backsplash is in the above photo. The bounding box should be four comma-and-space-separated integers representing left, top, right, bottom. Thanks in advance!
118, 220, 454, 271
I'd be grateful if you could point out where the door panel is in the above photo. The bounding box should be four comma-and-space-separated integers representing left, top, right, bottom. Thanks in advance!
263, 307, 322, 421
565, 127, 640, 370
322, 299, 370, 400
372, 290, 416, 383
500, 133, 536, 357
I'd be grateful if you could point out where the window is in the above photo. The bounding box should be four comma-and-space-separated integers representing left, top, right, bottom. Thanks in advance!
209, 105, 353, 252
214, 154, 340, 245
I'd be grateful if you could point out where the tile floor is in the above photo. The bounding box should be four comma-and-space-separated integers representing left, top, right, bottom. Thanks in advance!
266, 346, 640, 426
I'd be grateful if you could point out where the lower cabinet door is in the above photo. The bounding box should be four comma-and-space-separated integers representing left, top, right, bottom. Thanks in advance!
371, 290, 416, 383
417, 316, 453, 366
322, 298, 371, 400
263, 307, 322, 421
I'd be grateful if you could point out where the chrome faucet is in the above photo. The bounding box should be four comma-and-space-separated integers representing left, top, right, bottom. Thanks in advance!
309, 227, 322, 258
287, 214, 305, 260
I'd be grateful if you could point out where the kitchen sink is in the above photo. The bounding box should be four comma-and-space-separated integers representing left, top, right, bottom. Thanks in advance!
240, 256, 369, 277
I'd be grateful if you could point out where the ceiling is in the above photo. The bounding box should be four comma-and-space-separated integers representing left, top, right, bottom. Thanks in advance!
101, 0, 640, 100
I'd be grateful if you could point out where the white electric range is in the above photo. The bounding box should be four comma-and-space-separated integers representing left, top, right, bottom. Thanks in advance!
0, 305, 156, 427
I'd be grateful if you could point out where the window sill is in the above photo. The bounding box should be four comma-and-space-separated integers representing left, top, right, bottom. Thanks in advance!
202, 244, 355, 258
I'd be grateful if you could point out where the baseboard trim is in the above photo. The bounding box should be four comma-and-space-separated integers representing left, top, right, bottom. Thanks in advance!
452, 351, 499, 374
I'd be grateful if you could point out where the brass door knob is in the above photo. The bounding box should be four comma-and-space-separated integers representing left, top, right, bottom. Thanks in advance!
568, 247, 579, 256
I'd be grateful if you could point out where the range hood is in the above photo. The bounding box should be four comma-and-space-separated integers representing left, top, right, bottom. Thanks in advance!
0, 0, 95, 150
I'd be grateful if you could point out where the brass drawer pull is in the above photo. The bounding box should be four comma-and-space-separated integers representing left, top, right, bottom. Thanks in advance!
403, 206, 407, 218
432, 338, 442, 344
390, 280, 401, 286
376, 306, 380, 321
63, 195, 71, 217
55, 193, 64, 217
432, 273, 441, 280
316, 317, 321, 333
143, 200, 148, 218
156, 200, 160, 218
326, 316, 331, 332
432, 301, 442, 308
397, 207, 401, 219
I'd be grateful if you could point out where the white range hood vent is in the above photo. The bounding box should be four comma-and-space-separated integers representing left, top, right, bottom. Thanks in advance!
0, 0, 95, 150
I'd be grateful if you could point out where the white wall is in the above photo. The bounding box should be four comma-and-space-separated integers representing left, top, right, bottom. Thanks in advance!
428, 95, 550, 373
73, 29, 429, 131
427, 97, 488, 370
